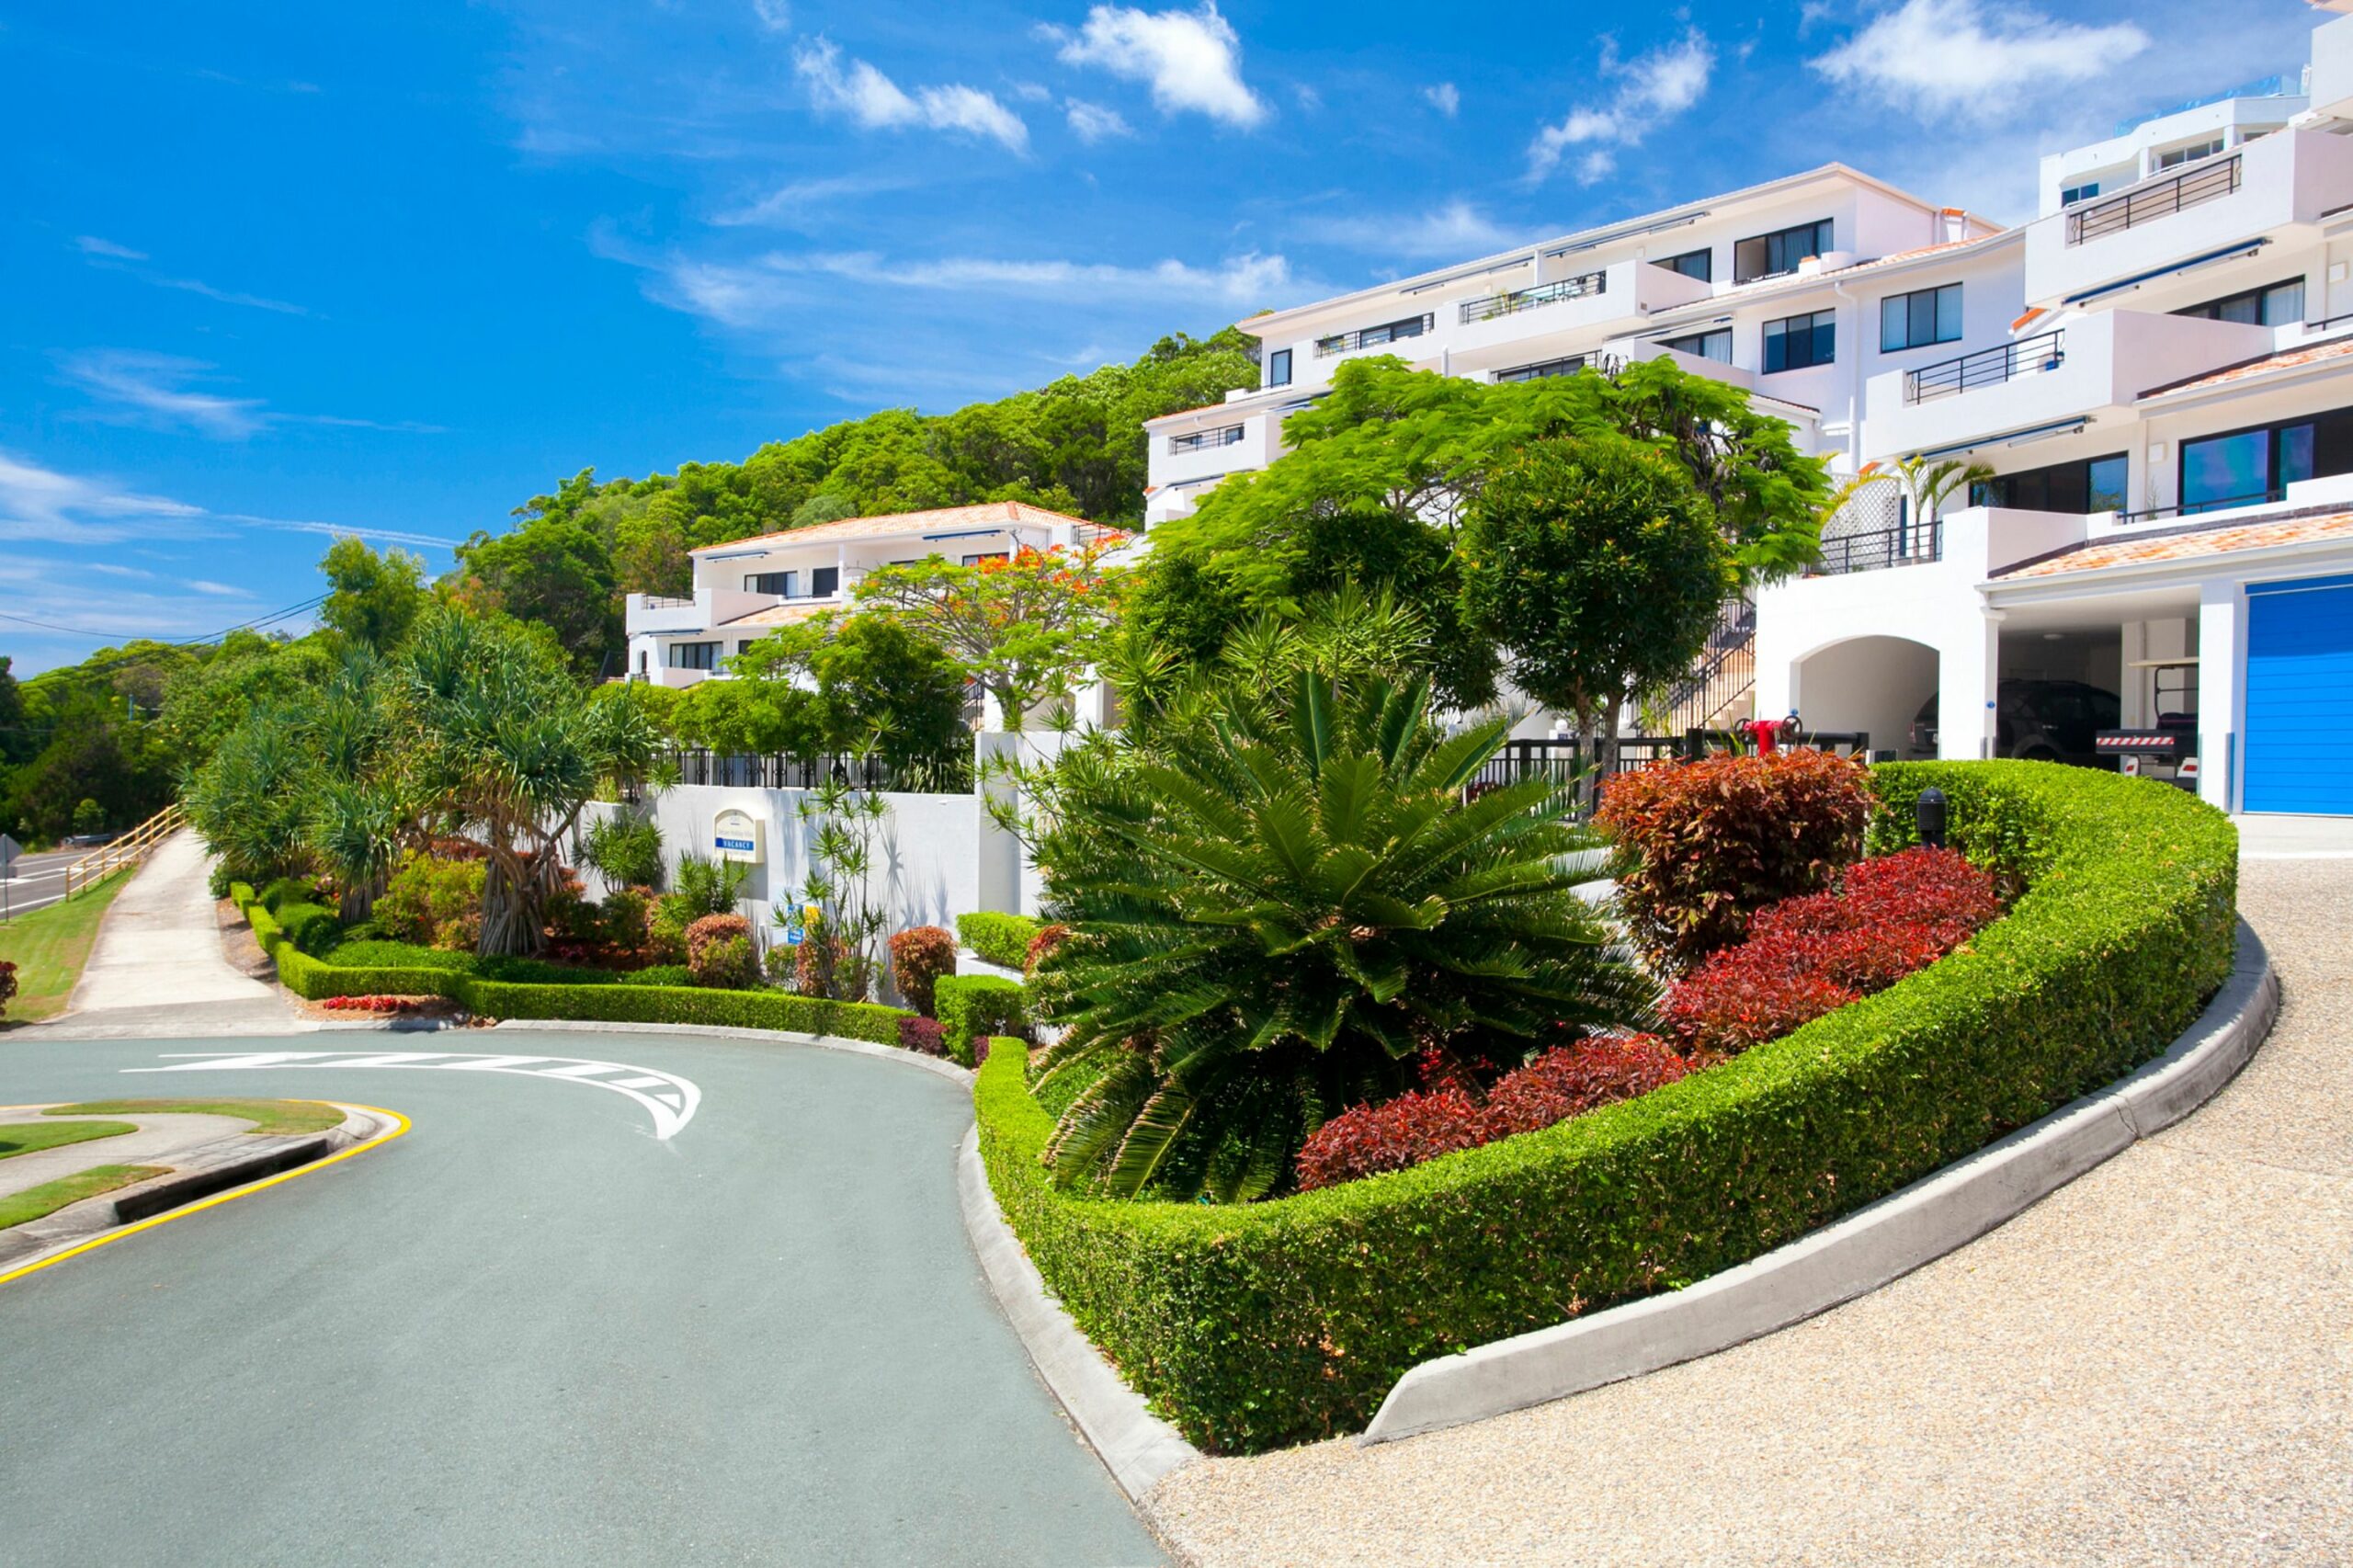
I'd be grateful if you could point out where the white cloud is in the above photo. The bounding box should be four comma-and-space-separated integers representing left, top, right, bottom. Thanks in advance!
187, 580, 250, 597
1044, 4, 1267, 129
58, 351, 268, 439
793, 37, 1029, 153
712, 172, 915, 228
1304, 199, 1530, 260
74, 235, 148, 261
1065, 97, 1134, 142
1424, 82, 1460, 117
0, 450, 203, 545
751, 0, 791, 31
58, 350, 442, 441
1810, 0, 2148, 120
1529, 29, 1714, 184
72, 236, 311, 315
1013, 80, 1053, 102
1292, 83, 1322, 112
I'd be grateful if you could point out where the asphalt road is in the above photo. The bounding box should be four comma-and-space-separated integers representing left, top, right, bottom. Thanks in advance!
0, 845, 87, 920
0, 1028, 1165, 1567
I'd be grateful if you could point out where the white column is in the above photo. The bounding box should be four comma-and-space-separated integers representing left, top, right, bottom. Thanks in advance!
1938, 609, 2004, 760
2197, 578, 2245, 812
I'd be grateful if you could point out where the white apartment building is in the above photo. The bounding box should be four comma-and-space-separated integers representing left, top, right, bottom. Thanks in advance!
621, 499, 1113, 693
1143, 13, 2353, 816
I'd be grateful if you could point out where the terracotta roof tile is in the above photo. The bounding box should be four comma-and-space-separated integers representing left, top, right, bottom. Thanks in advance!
2139, 334, 2353, 400
1995, 509, 2353, 579
696, 500, 1090, 556
719, 600, 841, 629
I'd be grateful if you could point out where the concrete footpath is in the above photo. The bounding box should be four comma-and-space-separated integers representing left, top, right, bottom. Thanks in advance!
55, 831, 300, 1038
1150, 844, 2353, 1567
0, 1111, 256, 1200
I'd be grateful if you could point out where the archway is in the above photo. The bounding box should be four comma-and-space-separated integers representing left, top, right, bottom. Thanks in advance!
1790, 635, 1941, 757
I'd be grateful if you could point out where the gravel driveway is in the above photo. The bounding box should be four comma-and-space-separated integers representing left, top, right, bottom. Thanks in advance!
1149, 850, 2353, 1567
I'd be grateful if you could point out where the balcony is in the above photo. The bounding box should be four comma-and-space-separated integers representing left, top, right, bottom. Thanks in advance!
1314, 313, 1435, 358
1153, 413, 1272, 489
1168, 424, 1245, 454
1458, 270, 1607, 324
2024, 129, 2353, 309
1862, 310, 2273, 462
1813, 519, 1942, 575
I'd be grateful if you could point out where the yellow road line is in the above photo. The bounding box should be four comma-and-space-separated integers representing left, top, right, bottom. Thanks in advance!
0, 1102, 410, 1289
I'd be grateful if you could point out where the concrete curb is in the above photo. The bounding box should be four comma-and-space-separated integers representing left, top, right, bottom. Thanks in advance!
1359, 916, 2279, 1444
0, 1103, 400, 1274
954, 1124, 1202, 1502
486, 1018, 975, 1085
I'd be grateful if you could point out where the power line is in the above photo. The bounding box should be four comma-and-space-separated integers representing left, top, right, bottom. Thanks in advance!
8, 593, 330, 689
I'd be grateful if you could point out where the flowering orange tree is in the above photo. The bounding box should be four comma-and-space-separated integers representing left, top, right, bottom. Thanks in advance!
851, 537, 1127, 729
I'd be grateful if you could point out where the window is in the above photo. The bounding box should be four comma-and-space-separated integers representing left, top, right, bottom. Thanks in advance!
2177, 408, 2353, 514
1265, 348, 1292, 389
1880, 284, 1963, 352
1972, 453, 2129, 514
1657, 247, 1712, 283
2061, 182, 2100, 206
670, 641, 720, 671
736, 640, 757, 656
2175, 277, 2303, 328
810, 566, 841, 597
1495, 356, 1588, 382
1733, 218, 1832, 283
745, 570, 798, 597
1169, 425, 1245, 453
961, 551, 1010, 567
1763, 309, 1836, 372
2154, 137, 2225, 171
1660, 327, 1732, 363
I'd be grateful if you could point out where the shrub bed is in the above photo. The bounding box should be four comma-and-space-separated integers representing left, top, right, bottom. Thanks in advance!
233, 884, 909, 1045
956, 912, 1041, 970
973, 761, 2237, 1453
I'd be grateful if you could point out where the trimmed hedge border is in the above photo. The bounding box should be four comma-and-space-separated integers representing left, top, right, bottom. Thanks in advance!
972, 761, 2239, 1453
230, 884, 911, 1046
935, 974, 1029, 1068
957, 912, 1042, 971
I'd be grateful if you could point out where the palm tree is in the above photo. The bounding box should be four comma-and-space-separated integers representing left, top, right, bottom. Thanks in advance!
1027, 667, 1654, 1202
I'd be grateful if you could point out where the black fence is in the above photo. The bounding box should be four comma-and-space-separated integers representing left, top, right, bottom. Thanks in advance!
1814, 519, 1942, 574
1904, 330, 2064, 404
2065, 154, 2240, 245
667, 749, 972, 794
1470, 729, 1875, 804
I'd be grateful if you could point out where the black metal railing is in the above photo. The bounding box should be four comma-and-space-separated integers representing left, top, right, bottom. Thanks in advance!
1458, 270, 1607, 324
1315, 313, 1435, 358
2065, 154, 2241, 245
1813, 518, 1943, 574
1168, 425, 1246, 454
666, 749, 973, 794
1661, 597, 1757, 732
1468, 728, 1875, 802
639, 594, 697, 609
1904, 330, 2065, 404
2118, 487, 2286, 525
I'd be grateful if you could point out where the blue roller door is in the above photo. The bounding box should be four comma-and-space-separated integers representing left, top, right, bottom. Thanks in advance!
2245, 574, 2353, 814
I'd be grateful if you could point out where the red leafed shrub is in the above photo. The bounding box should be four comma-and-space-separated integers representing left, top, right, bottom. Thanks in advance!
1664, 846, 2000, 1056
0, 960, 16, 1018
897, 1015, 948, 1056
888, 926, 958, 1017
1596, 750, 1873, 973
1295, 1035, 1692, 1191
1023, 923, 1070, 978
685, 914, 758, 989
322, 994, 418, 1014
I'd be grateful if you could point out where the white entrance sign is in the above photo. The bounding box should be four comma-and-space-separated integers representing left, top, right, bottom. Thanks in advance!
712, 808, 764, 864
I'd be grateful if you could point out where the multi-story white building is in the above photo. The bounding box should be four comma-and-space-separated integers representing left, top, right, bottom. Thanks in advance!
1143, 13, 2353, 816
621, 500, 1111, 691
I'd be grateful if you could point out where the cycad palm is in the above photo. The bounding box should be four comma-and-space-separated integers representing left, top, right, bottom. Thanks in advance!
1033, 669, 1652, 1201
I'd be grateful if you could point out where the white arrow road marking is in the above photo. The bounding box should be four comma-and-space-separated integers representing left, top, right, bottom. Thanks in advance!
123, 1051, 703, 1140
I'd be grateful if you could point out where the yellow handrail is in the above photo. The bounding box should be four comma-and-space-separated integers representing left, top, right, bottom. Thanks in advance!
64, 801, 187, 899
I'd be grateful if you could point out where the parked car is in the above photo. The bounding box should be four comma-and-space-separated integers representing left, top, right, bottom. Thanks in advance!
1908, 679, 2123, 767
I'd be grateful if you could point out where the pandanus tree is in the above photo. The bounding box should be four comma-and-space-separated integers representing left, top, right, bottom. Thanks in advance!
1025, 666, 1654, 1201
396, 608, 660, 956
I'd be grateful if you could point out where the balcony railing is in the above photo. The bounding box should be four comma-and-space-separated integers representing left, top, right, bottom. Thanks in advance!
1168, 425, 1245, 454
1904, 331, 2064, 404
1458, 270, 1607, 324
1813, 518, 1942, 574
668, 748, 973, 795
2064, 154, 2242, 245
639, 594, 697, 609
1315, 313, 1434, 358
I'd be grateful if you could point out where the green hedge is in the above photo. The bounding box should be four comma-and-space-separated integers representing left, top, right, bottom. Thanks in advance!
973, 761, 2238, 1453
232, 884, 909, 1045
935, 974, 1028, 1068
956, 912, 1041, 970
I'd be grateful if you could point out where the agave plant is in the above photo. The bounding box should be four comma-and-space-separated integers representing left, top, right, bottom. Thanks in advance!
1029, 668, 1654, 1202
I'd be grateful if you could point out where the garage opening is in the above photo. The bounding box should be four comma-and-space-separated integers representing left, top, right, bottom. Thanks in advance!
1790, 636, 1938, 757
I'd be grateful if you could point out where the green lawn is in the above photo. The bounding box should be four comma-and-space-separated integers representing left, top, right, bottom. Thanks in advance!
0, 870, 132, 1023
43, 1098, 347, 1137
0, 1165, 169, 1231
0, 1119, 136, 1161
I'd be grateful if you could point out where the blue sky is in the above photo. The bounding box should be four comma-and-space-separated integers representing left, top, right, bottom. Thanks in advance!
0, 0, 2322, 671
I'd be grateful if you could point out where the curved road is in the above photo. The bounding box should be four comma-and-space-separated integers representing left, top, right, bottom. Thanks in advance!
0, 1028, 1164, 1567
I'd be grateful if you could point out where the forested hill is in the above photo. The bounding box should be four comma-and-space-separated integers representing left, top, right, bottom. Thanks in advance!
443, 326, 1260, 676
